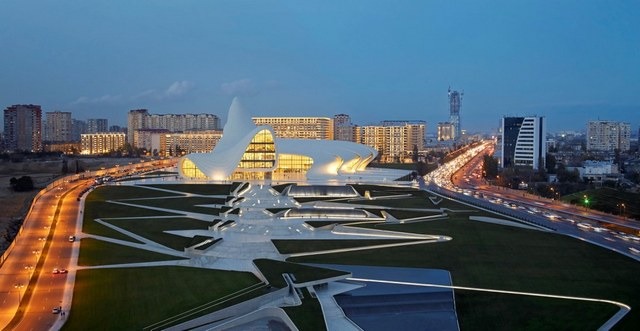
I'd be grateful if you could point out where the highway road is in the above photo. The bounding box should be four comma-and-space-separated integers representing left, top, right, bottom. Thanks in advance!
0, 177, 90, 331
429, 141, 640, 261
0, 158, 176, 331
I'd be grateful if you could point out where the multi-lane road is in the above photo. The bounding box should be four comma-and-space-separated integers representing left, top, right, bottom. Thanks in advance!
0, 177, 91, 331
428, 141, 640, 261
0, 158, 176, 331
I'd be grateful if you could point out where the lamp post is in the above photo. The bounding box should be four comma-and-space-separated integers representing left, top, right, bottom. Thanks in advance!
583, 195, 590, 210
618, 203, 626, 217
14, 283, 23, 305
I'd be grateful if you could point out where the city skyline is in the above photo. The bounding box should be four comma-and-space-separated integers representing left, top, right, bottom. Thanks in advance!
1, 1, 639, 132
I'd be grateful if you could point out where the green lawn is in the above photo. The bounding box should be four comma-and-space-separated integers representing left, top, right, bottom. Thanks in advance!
124, 196, 225, 215
63, 267, 260, 330
74, 183, 640, 330
83, 200, 179, 243
90, 185, 182, 200
141, 183, 239, 195
253, 259, 349, 288
562, 187, 640, 220
283, 288, 327, 331
104, 217, 211, 251
272, 239, 419, 254
77, 238, 185, 266
288, 216, 640, 330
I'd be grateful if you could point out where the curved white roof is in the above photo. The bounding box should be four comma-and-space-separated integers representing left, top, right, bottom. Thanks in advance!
179, 97, 377, 180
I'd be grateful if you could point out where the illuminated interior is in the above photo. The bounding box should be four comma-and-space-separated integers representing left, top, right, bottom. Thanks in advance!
237, 129, 276, 170
180, 158, 207, 179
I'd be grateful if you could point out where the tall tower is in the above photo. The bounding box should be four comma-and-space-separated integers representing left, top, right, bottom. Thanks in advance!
127, 109, 149, 146
4, 104, 43, 152
448, 87, 463, 140
45, 111, 72, 142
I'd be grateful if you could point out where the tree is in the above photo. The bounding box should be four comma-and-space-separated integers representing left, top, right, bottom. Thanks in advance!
61, 159, 69, 175
412, 144, 419, 163
545, 153, 557, 174
416, 161, 430, 176
482, 154, 499, 178
11, 176, 34, 192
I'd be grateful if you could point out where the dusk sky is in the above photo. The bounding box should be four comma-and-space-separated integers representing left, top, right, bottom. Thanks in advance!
1, 1, 638, 133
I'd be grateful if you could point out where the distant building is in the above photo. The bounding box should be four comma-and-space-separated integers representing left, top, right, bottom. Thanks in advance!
161, 130, 223, 156
587, 121, 631, 152
71, 119, 87, 141
45, 111, 72, 142
87, 118, 108, 133
109, 125, 124, 133
499, 116, 546, 170
359, 121, 425, 163
252, 117, 334, 140
127, 109, 219, 147
3, 104, 43, 152
448, 87, 463, 140
333, 114, 354, 141
437, 122, 455, 141
127, 109, 150, 145
44, 141, 81, 154
81, 132, 126, 155
571, 160, 619, 184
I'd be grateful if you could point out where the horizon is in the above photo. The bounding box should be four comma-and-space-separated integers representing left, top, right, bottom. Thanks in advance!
1, 1, 639, 133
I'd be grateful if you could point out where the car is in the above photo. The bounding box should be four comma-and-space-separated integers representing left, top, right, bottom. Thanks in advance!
52, 307, 61, 314
68, 235, 76, 242
59, 268, 68, 274
52, 268, 60, 274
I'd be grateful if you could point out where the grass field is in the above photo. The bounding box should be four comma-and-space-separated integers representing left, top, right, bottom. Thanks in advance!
124, 196, 225, 215
288, 216, 640, 330
272, 239, 418, 254
141, 183, 240, 195
562, 187, 640, 220
77, 238, 185, 266
63, 267, 260, 330
104, 217, 211, 251
253, 259, 349, 289
74, 183, 640, 330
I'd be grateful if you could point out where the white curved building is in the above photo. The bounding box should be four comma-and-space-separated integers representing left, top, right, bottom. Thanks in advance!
178, 98, 377, 181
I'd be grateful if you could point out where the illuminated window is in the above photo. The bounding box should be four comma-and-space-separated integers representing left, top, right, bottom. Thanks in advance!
180, 158, 207, 179
237, 129, 276, 169
274, 154, 314, 174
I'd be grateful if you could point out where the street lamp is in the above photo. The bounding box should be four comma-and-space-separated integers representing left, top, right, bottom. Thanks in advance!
618, 203, 626, 217
14, 283, 24, 304
583, 195, 590, 209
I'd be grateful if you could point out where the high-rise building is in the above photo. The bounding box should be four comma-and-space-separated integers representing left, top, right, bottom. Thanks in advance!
87, 118, 108, 133
71, 119, 87, 141
499, 116, 546, 170
437, 122, 455, 141
81, 132, 126, 155
161, 130, 223, 157
127, 109, 220, 147
109, 125, 124, 133
45, 111, 72, 142
252, 117, 334, 140
586, 121, 631, 152
334, 114, 354, 141
127, 109, 149, 145
359, 121, 426, 163
448, 87, 463, 140
3, 104, 43, 152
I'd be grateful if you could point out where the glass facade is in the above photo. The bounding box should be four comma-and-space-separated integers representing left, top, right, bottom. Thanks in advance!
237, 129, 276, 170
180, 158, 207, 179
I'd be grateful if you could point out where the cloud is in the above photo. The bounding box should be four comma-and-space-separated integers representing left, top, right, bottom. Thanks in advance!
221, 78, 258, 96
164, 80, 194, 98
71, 94, 123, 105
70, 81, 195, 106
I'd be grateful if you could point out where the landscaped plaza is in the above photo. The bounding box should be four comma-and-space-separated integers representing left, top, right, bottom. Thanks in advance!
60, 172, 640, 330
